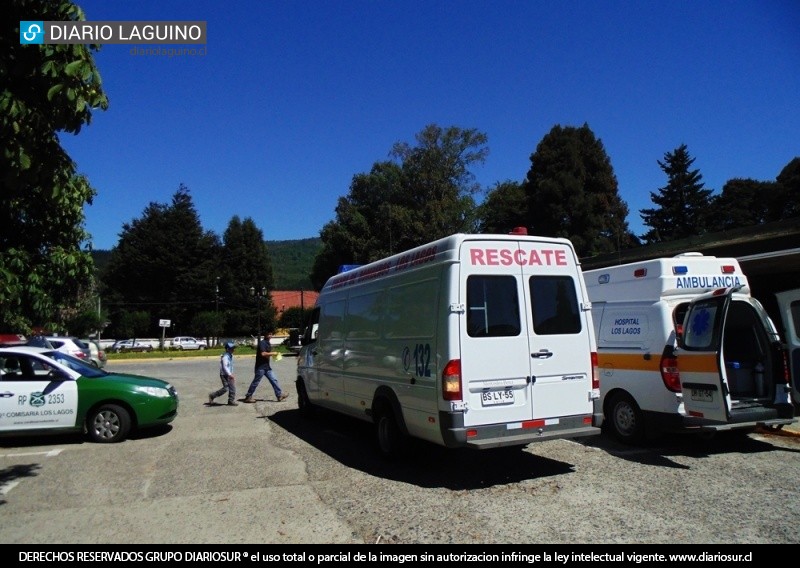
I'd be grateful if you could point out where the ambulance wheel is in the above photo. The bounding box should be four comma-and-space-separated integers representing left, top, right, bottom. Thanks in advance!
296, 380, 313, 418
606, 392, 644, 444
375, 406, 407, 460
87, 404, 131, 443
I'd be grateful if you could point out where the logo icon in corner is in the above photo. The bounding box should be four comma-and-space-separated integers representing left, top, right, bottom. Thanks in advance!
30, 392, 46, 408
20, 21, 45, 44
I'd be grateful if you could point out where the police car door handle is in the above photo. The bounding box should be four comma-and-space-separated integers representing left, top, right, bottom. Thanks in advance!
531, 350, 553, 359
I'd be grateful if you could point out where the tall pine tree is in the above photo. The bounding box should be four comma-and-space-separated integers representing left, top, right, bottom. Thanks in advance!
522, 124, 635, 257
640, 144, 713, 243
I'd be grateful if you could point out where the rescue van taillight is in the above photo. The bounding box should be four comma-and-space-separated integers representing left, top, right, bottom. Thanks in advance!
591, 351, 599, 390
442, 359, 462, 401
660, 349, 680, 392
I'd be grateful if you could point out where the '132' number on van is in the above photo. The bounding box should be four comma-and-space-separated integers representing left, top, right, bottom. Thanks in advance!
413, 343, 432, 377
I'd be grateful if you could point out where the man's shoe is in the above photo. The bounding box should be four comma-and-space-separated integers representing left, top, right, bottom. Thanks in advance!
243, 396, 255, 403
208, 393, 214, 404
278, 393, 289, 402
227, 402, 238, 406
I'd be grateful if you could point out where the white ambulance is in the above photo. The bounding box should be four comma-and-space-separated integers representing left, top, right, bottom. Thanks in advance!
296, 230, 601, 457
585, 253, 796, 443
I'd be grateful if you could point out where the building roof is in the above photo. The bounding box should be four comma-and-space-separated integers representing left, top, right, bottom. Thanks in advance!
270, 290, 319, 313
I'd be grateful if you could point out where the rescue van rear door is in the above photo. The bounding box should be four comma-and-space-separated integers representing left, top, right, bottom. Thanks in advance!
458, 238, 592, 427
520, 242, 594, 421
677, 288, 735, 423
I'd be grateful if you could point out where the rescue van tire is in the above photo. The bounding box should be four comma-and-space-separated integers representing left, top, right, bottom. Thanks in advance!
375, 405, 408, 459
87, 404, 131, 443
606, 392, 644, 444
296, 379, 313, 418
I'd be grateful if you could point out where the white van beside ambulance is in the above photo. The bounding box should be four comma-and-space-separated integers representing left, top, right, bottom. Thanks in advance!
296, 230, 601, 457
584, 253, 796, 443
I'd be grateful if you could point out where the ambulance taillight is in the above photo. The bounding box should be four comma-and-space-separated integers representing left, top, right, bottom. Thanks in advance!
660, 346, 681, 392
442, 359, 462, 401
591, 351, 599, 390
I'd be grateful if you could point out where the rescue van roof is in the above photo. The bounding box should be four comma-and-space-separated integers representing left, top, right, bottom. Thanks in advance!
321, 232, 578, 293
584, 253, 749, 301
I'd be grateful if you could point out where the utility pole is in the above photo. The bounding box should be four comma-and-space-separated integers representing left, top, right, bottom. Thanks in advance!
250, 286, 266, 341
215, 277, 220, 314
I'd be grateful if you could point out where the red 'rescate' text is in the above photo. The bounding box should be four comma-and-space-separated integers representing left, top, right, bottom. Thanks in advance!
469, 248, 568, 266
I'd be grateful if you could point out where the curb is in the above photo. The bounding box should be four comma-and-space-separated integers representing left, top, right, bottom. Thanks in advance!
756, 423, 800, 439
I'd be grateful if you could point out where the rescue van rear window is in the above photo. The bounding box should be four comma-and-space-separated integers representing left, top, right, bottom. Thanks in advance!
467, 275, 521, 337
530, 276, 581, 335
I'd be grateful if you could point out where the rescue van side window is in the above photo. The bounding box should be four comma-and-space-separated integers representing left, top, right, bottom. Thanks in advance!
530, 276, 581, 335
347, 291, 384, 339
319, 300, 346, 341
385, 280, 438, 339
466, 275, 521, 337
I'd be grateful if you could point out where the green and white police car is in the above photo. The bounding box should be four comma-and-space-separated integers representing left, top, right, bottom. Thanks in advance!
0, 346, 178, 443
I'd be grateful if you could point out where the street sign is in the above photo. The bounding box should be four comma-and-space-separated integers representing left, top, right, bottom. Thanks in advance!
159, 319, 171, 327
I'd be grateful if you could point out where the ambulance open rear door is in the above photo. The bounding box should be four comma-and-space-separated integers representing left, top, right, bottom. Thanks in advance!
676, 288, 736, 423
775, 289, 800, 407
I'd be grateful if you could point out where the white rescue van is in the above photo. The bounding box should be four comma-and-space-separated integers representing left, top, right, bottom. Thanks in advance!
585, 253, 796, 443
296, 230, 601, 457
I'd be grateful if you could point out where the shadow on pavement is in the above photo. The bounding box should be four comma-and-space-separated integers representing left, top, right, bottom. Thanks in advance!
268, 407, 577, 490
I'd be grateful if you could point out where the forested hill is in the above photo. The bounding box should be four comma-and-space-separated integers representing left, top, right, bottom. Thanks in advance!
267, 238, 322, 289
91, 238, 322, 291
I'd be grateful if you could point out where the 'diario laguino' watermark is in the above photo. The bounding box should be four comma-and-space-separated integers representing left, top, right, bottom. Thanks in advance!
19, 20, 206, 45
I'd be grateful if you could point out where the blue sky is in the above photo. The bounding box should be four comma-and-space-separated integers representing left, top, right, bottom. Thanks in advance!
56, 1, 799, 250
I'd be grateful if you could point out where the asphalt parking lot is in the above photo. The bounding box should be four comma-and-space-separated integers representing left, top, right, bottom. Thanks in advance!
1, 354, 799, 545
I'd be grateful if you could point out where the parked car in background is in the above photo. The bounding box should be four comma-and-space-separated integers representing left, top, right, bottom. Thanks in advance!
29, 336, 92, 363
82, 339, 107, 368
0, 345, 178, 443
170, 336, 206, 350
110, 339, 153, 353
283, 328, 302, 354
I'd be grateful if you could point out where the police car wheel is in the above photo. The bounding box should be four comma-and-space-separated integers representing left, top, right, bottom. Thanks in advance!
607, 392, 644, 444
87, 404, 132, 443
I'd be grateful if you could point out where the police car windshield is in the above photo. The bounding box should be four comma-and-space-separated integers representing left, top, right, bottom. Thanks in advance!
44, 350, 107, 378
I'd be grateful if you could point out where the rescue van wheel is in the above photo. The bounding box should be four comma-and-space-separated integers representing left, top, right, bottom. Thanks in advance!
296, 380, 313, 418
606, 392, 644, 444
375, 407, 407, 459
87, 404, 131, 443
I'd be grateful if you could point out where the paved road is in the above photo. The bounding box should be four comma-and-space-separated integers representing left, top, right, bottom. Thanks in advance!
1, 355, 799, 545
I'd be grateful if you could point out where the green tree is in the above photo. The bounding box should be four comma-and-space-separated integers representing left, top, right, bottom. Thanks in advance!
190, 311, 224, 345
522, 124, 635, 257
1, 1, 108, 332
773, 157, 800, 220
116, 310, 150, 341
311, 124, 488, 289
278, 306, 312, 330
640, 144, 713, 243
64, 307, 105, 338
102, 185, 221, 337
707, 179, 776, 231
476, 180, 527, 234
219, 216, 275, 336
